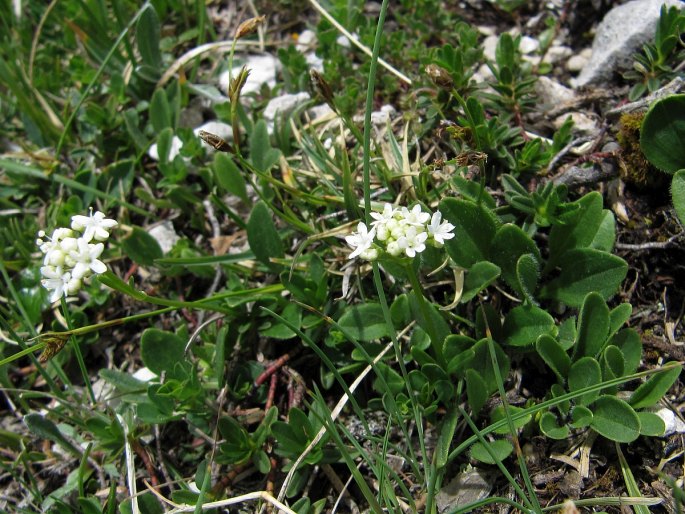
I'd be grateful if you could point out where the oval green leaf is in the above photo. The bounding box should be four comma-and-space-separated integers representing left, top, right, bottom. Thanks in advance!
590, 395, 641, 443
640, 94, 685, 173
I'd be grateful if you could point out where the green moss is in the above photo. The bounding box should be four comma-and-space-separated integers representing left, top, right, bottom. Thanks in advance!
616, 112, 665, 189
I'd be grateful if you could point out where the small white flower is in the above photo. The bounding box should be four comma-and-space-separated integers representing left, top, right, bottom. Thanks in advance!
370, 203, 396, 228
400, 205, 430, 226
40, 266, 80, 303
345, 222, 376, 259
69, 238, 107, 279
427, 211, 455, 245
398, 225, 428, 258
71, 210, 118, 242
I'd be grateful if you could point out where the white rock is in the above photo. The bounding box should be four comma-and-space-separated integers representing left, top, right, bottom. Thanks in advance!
655, 407, 685, 436
133, 367, 157, 382
544, 45, 573, 64
519, 36, 539, 54
148, 221, 180, 254
478, 26, 496, 37
308, 103, 336, 120
306, 52, 324, 72
554, 112, 599, 134
567, 48, 592, 73
263, 92, 311, 132
575, 0, 684, 86
218, 54, 280, 95
535, 76, 576, 110
296, 29, 317, 52
482, 34, 499, 61
148, 135, 183, 161
336, 34, 352, 48
354, 104, 397, 126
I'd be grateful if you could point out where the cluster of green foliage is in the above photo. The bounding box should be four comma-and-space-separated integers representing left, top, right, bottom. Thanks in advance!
624, 4, 685, 100
0, 0, 683, 513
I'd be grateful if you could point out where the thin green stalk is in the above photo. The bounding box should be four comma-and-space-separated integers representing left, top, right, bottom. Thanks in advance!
459, 406, 534, 511
486, 338, 542, 513
60, 297, 95, 404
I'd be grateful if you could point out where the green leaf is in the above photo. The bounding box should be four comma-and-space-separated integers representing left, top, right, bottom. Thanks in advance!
637, 412, 666, 437
149, 88, 172, 133
609, 303, 632, 338
610, 328, 642, 375
136, 5, 162, 69
502, 305, 555, 347
539, 411, 570, 439
213, 153, 248, 202
570, 405, 593, 428
408, 291, 451, 350
250, 120, 281, 173
469, 439, 513, 464
516, 253, 540, 304
440, 198, 498, 268
247, 201, 284, 269
465, 369, 488, 414
338, 303, 391, 342
540, 248, 628, 308
489, 224, 540, 294
590, 395, 640, 443
568, 357, 602, 405
590, 210, 616, 252
120, 226, 163, 266
629, 363, 682, 409
217, 417, 251, 464
155, 127, 174, 164
602, 345, 625, 381
548, 192, 603, 266
140, 328, 185, 376
535, 334, 571, 380
640, 94, 685, 173
24, 414, 80, 456
573, 292, 610, 360
671, 170, 685, 225
461, 261, 501, 302
435, 409, 458, 468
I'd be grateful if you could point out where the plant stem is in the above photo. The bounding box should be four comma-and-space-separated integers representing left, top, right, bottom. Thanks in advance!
60, 297, 95, 404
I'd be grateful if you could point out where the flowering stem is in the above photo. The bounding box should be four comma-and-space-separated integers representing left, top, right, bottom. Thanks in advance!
60, 297, 95, 404
404, 263, 446, 368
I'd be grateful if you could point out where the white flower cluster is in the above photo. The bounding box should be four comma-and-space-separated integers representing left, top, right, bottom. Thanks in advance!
345, 203, 455, 261
36, 210, 118, 303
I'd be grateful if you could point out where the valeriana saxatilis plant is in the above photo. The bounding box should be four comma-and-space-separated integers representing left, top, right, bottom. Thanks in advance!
346, 203, 455, 367
346, 203, 455, 261
36, 210, 118, 303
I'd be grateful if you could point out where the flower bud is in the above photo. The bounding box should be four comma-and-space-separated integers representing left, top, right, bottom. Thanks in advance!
425, 64, 453, 89
235, 15, 265, 40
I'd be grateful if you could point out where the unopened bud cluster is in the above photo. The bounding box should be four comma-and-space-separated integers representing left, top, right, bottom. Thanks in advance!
346, 204, 455, 261
36, 210, 117, 302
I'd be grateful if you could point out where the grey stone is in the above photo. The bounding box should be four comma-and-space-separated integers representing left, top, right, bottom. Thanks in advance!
437, 468, 492, 514
575, 0, 684, 86
263, 92, 311, 132
535, 76, 576, 111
